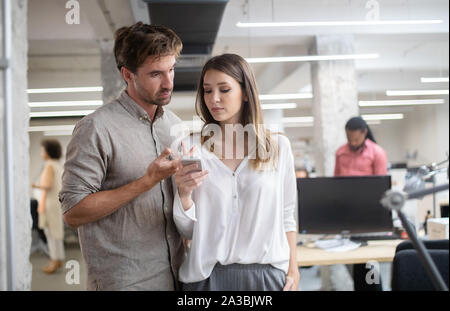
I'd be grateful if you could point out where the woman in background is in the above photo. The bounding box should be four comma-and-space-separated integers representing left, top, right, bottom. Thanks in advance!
32, 139, 65, 274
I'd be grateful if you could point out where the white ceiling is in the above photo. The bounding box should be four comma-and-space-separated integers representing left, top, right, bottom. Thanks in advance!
27, 0, 449, 146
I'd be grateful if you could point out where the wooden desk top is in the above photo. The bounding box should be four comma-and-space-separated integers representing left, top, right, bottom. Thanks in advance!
297, 239, 404, 266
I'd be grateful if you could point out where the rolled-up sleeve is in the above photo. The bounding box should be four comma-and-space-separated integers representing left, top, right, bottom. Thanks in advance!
171, 176, 197, 239
59, 117, 110, 214
281, 137, 297, 232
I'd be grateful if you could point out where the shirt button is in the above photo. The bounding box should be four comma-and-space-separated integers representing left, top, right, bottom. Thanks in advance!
233, 195, 237, 199
167, 235, 171, 239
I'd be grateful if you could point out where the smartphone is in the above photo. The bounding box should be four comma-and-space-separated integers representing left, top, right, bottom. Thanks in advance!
181, 158, 203, 173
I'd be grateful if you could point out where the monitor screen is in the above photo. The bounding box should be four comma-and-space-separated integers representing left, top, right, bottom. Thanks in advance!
297, 176, 393, 234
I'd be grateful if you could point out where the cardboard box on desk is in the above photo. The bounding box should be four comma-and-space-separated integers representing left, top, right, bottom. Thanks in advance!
427, 218, 449, 240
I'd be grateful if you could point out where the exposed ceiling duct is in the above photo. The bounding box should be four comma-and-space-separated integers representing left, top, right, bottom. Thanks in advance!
143, 0, 229, 91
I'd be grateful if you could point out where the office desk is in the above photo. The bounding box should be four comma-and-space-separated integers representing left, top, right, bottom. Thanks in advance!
297, 239, 404, 267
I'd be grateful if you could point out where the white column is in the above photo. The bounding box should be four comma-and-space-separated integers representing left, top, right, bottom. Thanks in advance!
310, 35, 359, 291
310, 35, 359, 176
0, 0, 32, 290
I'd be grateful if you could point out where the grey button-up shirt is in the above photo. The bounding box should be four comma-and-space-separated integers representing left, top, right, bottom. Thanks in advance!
59, 90, 185, 290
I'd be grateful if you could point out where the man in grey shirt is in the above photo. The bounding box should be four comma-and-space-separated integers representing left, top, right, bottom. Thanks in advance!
59, 23, 185, 290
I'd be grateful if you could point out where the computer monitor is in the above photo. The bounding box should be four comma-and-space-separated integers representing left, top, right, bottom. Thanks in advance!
297, 176, 393, 234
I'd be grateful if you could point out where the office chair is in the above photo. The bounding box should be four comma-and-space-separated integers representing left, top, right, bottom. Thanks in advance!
391, 240, 449, 291
395, 239, 449, 253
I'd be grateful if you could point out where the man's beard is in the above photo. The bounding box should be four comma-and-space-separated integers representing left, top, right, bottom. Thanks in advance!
136, 85, 171, 106
349, 140, 365, 152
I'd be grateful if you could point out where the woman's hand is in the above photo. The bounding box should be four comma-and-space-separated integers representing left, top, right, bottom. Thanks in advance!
175, 165, 209, 210
175, 142, 208, 210
283, 268, 300, 291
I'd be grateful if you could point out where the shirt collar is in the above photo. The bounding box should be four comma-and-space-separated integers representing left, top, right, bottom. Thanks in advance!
117, 90, 165, 122
347, 139, 368, 154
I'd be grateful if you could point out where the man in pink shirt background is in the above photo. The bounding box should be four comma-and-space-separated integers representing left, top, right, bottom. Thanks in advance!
335, 116, 388, 177
334, 116, 389, 291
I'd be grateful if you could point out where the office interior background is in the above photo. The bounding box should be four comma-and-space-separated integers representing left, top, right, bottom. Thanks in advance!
0, 0, 448, 291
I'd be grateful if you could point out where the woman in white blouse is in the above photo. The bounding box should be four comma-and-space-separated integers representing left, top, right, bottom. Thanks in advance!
173, 53, 299, 291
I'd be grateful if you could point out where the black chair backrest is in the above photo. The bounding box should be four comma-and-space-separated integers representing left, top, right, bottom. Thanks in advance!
395, 240, 449, 253
392, 249, 449, 291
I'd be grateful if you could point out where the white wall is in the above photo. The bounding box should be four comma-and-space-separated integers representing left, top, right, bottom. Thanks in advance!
372, 99, 449, 222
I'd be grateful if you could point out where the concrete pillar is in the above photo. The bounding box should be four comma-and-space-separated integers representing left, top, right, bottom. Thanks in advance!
310, 35, 359, 176
100, 39, 125, 105
310, 35, 359, 291
0, 0, 32, 290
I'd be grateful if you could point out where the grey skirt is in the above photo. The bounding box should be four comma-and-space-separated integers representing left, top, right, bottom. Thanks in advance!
182, 263, 286, 291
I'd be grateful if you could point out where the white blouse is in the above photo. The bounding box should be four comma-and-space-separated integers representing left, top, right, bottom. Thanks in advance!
172, 134, 297, 284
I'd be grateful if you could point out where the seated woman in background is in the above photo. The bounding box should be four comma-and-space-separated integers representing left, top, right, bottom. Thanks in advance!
32, 139, 65, 274
173, 53, 299, 291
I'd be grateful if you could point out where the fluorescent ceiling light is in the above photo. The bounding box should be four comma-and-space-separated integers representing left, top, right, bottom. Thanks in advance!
282, 117, 314, 123
386, 90, 449, 96
421, 77, 449, 83
362, 113, 404, 121
366, 120, 381, 125
27, 86, 103, 94
282, 114, 403, 124
260, 93, 313, 100
262, 103, 297, 110
283, 123, 313, 128
359, 99, 445, 107
246, 54, 379, 63
44, 130, 74, 137
29, 125, 75, 132
28, 100, 103, 108
236, 20, 443, 28
30, 110, 95, 118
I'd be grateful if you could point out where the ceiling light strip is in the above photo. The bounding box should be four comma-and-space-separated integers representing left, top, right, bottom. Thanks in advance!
260, 93, 313, 100
262, 103, 297, 110
236, 20, 443, 28
28, 100, 103, 108
359, 99, 445, 106
30, 110, 95, 118
29, 125, 76, 132
246, 54, 379, 63
362, 113, 404, 120
420, 77, 449, 83
386, 90, 449, 96
282, 114, 403, 124
27, 86, 103, 94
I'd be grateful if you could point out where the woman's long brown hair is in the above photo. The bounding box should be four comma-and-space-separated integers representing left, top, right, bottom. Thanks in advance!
195, 54, 278, 171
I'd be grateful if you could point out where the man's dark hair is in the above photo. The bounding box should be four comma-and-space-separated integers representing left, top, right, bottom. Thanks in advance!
114, 22, 183, 73
345, 116, 376, 143
41, 139, 62, 160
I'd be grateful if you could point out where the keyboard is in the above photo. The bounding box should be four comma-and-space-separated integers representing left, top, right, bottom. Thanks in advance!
350, 232, 401, 242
